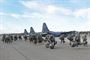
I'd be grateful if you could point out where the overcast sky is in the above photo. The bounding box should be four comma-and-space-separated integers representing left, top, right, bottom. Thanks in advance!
0, 0, 90, 34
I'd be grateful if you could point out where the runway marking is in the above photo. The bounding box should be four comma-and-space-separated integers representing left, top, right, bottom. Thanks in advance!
11, 44, 30, 60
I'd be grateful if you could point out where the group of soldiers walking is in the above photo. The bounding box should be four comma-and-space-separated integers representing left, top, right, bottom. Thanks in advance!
44, 34, 57, 49
2, 34, 22, 43
23, 34, 44, 44
1, 32, 88, 49
59, 32, 88, 47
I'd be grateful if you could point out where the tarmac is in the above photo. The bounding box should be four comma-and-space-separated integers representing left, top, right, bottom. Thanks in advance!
0, 35, 90, 60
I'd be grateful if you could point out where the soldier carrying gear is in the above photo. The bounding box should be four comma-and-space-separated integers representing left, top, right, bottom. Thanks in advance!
23, 35, 27, 41
45, 34, 57, 49
37, 34, 43, 43
2, 34, 6, 43
59, 34, 65, 44
33, 35, 37, 44
14, 35, 18, 41
19, 35, 22, 40
83, 35, 88, 46
67, 34, 74, 46
75, 33, 81, 45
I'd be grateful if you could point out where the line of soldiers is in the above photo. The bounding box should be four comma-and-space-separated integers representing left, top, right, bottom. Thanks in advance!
1, 33, 88, 48
59, 33, 88, 47
2, 34, 22, 43
23, 34, 57, 49
23, 34, 44, 44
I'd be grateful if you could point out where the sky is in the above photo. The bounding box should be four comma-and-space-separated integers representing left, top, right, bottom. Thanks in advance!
0, 0, 90, 34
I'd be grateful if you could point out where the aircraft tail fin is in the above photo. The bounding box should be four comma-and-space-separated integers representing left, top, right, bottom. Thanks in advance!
30, 27, 35, 35
24, 29, 28, 35
42, 23, 49, 33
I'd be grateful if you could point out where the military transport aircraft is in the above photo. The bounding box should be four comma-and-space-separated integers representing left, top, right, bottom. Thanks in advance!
42, 23, 76, 37
24, 23, 76, 37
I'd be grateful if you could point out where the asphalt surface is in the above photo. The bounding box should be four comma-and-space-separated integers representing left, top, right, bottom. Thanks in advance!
0, 36, 90, 60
